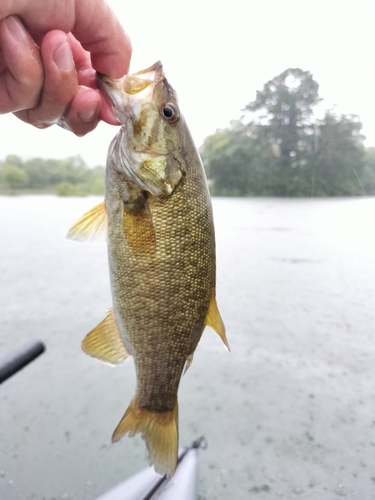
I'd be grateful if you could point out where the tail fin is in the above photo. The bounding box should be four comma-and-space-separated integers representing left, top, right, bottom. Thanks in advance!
112, 397, 178, 477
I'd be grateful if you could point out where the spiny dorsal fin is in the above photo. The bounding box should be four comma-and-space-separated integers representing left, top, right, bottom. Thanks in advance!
66, 201, 108, 243
82, 309, 130, 364
205, 289, 230, 351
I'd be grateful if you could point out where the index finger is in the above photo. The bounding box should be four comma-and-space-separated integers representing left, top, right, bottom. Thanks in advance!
69, 0, 132, 79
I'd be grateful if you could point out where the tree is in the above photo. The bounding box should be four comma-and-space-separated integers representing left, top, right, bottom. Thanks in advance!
200, 122, 255, 195
360, 147, 375, 195
201, 68, 369, 197
244, 68, 321, 171
4, 154, 23, 168
1, 163, 28, 193
315, 111, 365, 195
0, 155, 105, 195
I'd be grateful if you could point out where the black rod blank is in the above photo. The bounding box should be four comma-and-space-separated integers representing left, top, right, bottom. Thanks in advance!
0, 341, 46, 384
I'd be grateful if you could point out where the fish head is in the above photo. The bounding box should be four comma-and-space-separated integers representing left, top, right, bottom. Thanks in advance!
97, 62, 188, 196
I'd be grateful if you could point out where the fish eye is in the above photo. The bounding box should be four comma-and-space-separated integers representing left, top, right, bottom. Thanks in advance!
161, 103, 179, 123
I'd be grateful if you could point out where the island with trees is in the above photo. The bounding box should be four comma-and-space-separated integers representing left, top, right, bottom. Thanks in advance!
200, 68, 375, 196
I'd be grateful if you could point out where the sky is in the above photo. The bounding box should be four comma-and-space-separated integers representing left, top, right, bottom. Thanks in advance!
0, 0, 374, 167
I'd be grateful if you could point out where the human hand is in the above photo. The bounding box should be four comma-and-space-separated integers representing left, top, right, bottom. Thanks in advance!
0, 1, 132, 135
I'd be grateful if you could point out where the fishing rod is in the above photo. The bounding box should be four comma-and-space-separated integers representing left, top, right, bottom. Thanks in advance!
96, 435, 208, 500
140, 436, 208, 500
0, 340, 46, 383
0, 342, 206, 500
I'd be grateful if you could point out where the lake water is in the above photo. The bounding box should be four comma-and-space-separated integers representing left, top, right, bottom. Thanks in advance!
0, 195, 374, 500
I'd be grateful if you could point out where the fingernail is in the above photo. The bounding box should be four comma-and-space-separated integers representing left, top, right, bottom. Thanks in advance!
6, 16, 28, 42
78, 103, 99, 123
53, 42, 74, 72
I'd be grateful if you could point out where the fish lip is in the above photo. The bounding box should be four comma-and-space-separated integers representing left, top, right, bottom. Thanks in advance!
132, 60, 162, 74
132, 60, 164, 80
96, 72, 117, 87
96, 72, 121, 106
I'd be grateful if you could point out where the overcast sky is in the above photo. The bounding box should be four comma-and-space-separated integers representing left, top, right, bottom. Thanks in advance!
1, 0, 374, 167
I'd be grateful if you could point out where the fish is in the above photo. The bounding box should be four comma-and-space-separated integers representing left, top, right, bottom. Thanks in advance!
66, 61, 229, 476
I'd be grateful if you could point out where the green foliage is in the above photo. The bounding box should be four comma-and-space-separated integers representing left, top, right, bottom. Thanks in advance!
1, 162, 29, 193
245, 68, 320, 170
0, 155, 105, 196
55, 182, 78, 196
201, 68, 371, 197
314, 111, 365, 195
360, 147, 375, 194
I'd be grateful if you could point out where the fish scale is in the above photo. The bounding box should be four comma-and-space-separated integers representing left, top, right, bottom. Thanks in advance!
108, 176, 212, 408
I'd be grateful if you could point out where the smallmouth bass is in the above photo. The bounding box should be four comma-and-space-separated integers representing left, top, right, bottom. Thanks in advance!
67, 61, 229, 476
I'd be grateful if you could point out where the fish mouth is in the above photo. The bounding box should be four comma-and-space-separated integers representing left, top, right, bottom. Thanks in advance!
131, 60, 164, 81
96, 61, 165, 100
96, 62, 166, 119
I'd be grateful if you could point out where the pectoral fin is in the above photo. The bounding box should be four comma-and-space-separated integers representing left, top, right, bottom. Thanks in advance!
82, 309, 130, 364
66, 201, 108, 243
205, 290, 230, 351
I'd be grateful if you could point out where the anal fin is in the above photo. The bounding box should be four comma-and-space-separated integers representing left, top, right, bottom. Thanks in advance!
205, 289, 230, 351
82, 309, 130, 364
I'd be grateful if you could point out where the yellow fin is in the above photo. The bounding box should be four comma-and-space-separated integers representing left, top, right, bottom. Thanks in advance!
66, 201, 108, 243
82, 309, 130, 364
183, 353, 194, 375
205, 289, 230, 351
112, 397, 178, 477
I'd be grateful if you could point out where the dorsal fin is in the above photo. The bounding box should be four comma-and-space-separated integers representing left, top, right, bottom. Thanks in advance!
66, 201, 108, 243
205, 289, 230, 351
82, 309, 130, 364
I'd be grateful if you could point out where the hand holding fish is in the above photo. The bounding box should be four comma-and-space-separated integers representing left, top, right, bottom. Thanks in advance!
0, 0, 132, 135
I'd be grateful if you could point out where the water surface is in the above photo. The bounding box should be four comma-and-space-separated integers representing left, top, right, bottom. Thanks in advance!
0, 195, 374, 499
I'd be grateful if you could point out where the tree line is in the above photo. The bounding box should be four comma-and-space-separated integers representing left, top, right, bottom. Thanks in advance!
1, 68, 374, 197
200, 68, 375, 196
0, 155, 105, 195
